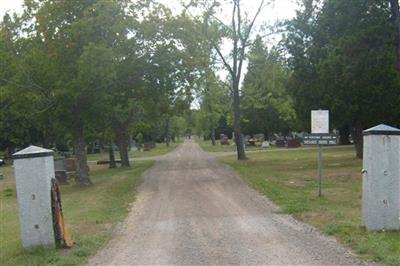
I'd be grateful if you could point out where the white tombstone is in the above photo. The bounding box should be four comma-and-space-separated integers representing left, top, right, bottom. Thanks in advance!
261, 141, 270, 148
362, 124, 400, 231
12, 146, 56, 248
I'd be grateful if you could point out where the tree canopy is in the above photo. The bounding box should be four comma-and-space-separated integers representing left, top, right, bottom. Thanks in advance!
1, 0, 399, 174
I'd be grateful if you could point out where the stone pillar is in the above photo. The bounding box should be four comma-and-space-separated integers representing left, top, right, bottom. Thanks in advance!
12, 146, 56, 248
362, 124, 400, 231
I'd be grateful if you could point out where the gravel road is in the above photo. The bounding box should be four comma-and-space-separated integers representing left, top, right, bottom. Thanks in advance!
89, 140, 370, 266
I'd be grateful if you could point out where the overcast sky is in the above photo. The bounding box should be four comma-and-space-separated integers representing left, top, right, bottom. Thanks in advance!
0, 0, 298, 27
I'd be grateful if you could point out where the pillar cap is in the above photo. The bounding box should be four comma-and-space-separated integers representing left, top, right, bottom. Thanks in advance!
363, 124, 400, 136
12, 145, 53, 159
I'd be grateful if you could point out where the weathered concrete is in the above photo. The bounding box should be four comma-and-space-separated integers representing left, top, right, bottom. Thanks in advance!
362, 124, 400, 231
13, 146, 56, 249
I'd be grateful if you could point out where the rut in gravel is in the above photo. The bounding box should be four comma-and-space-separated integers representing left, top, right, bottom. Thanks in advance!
89, 140, 370, 266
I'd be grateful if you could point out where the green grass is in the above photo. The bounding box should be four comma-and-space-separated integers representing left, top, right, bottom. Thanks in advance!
220, 147, 400, 266
0, 161, 153, 266
195, 137, 265, 153
86, 141, 181, 161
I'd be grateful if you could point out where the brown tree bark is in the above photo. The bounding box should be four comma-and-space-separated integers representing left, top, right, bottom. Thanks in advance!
72, 126, 91, 185
210, 112, 216, 146
165, 116, 170, 147
209, 0, 264, 160
115, 126, 130, 167
211, 127, 216, 146
233, 80, 246, 160
41, 131, 50, 149
390, 0, 400, 71
354, 122, 364, 159
108, 140, 117, 169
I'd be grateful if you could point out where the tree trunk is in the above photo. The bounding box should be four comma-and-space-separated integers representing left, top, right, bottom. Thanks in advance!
232, 81, 246, 160
108, 140, 117, 169
72, 127, 91, 185
390, 0, 400, 71
354, 122, 364, 159
211, 127, 216, 146
99, 139, 105, 153
115, 126, 130, 167
339, 125, 351, 145
6, 145, 15, 158
41, 131, 50, 149
211, 114, 216, 146
165, 116, 170, 147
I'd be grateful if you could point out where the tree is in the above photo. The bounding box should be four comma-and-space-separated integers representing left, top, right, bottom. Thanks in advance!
390, 0, 400, 71
197, 0, 267, 160
241, 36, 296, 137
17, 0, 128, 184
197, 73, 230, 144
140, 8, 197, 147
2, 0, 199, 174
285, 0, 400, 158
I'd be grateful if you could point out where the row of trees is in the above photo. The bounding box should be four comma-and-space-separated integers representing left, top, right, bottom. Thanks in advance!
194, 0, 400, 159
1, 0, 399, 177
285, 0, 400, 157
0, 0, 199, 184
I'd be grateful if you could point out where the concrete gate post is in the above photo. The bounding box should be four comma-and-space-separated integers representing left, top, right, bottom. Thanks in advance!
362, 124, 400, 231
12, 146, 56, 248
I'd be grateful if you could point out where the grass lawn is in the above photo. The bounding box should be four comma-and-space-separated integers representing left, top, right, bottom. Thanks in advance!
220, 146, 400, 266
0, 161, 153, 266
195, 137, 265, 153
86, 141, 180, 162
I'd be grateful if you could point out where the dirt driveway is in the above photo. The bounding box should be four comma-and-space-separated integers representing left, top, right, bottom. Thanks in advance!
89, 140, 369, 265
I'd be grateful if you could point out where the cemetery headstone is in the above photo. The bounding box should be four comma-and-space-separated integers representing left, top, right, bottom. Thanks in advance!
261, 141, 270, 149
287, 139, 301, 148
220, 134, 230, 145
254, 133, 265, 143
248, 138, 256, 146
65, 158, 76, 173
143, 142, 156, 151
54, 158, 68, 184
276, 139, 286, 147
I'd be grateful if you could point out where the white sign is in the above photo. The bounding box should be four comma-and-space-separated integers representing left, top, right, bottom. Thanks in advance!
311, 110, 329, 134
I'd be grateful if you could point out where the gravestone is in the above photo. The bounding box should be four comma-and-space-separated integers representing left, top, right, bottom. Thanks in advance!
54, 158, 65, 172
276, 139, 286, 147
54, 158, 69, 184
362, 124, 400, 231
254, 133, 265, 143
12, 146, 56, 248
248, 138, 256, 146
261, 141, 270, 148
65, 158, 76, 173
143, 142, 155, 151
220, 134, 230, 145
287, 139, 301, 148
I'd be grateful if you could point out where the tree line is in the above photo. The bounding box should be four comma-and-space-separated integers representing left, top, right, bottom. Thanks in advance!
0, 0, 200, 185
1, 0, 399, 183
194, 0, 400, 159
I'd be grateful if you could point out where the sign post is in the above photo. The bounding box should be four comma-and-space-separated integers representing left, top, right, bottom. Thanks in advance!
318, 144, 323, 197
303, 110, 337, 197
